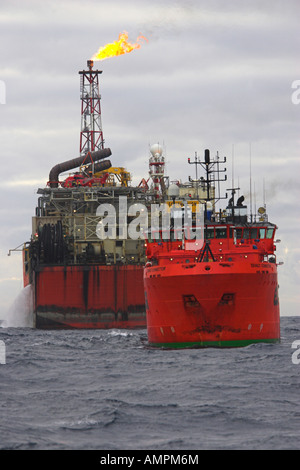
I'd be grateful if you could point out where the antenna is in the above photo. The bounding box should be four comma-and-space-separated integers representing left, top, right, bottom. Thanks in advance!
254, 182, 256, 222
216, 151, 221, 213
232, 144, 234, 189
249, 143, 253, 223
188, 149, 227, 220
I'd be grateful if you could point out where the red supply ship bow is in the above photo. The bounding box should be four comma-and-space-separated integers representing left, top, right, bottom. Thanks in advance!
144, 149, 281, 348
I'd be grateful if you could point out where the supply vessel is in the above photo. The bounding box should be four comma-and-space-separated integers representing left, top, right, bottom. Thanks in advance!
144, 149, 281, 348
19, 61, 166, 329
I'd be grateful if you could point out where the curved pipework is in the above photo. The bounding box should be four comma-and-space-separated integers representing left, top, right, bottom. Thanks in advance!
49, 148, 112, 187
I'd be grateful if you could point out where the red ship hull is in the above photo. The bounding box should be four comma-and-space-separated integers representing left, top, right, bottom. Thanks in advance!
144, 261, 280, 348
30, 264, 146, 329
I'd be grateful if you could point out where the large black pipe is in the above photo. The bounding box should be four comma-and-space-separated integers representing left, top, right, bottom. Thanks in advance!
49, 148, 112, 187
84, 159, 113, 175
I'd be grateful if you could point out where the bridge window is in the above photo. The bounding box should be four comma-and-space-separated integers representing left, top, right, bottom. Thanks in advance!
259, 228, 265, 239
251, 228, 258, 239
205, 227, 215, 239
236, 228, 243, 239
266, 228, 274, 239
215, 226, 227, 238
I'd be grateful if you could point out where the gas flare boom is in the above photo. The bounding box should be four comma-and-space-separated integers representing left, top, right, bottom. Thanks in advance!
91, 31, 147, 61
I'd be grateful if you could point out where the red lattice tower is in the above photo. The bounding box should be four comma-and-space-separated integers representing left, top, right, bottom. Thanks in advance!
79, 60, 104, 156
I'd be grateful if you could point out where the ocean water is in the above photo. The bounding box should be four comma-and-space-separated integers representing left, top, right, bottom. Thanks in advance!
0, 306, 300, 450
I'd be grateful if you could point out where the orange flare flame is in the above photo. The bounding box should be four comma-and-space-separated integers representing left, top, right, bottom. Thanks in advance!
91, 31, 148, 61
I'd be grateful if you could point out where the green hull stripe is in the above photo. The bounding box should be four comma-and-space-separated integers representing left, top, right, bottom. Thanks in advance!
149, 338, 280, 349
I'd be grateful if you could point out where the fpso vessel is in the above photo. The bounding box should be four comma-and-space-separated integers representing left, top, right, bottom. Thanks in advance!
19, 60, 167, 329
144, 149, 281, 348
22, 148, 150, 329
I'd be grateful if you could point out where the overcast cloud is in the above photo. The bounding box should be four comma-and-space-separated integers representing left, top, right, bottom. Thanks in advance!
0, 0, 299, 318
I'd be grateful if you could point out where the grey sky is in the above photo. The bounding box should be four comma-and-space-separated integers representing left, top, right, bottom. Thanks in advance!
0, 0, 299, 317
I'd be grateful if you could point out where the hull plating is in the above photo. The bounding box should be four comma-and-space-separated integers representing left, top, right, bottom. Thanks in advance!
144, 261, 280, 348
33, 264, 146, 329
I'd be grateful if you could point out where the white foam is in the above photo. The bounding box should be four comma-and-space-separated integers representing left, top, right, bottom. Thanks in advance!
109, 329, 132, 337
1, 284, 34, 328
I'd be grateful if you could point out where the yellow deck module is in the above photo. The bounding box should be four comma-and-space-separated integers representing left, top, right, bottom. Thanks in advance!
94, 167, 131, 186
